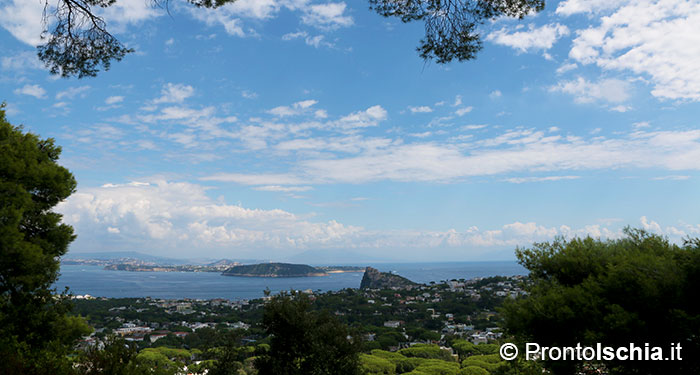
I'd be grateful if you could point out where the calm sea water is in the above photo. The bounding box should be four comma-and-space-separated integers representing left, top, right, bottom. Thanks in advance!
55, 261, 527, 300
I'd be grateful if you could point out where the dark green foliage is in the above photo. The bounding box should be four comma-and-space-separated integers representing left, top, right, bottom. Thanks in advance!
254, 290, 363, 375
371, 349, 424, 373
460, 366, 489, 375
460, 354, 503, 372
209, 331, 247, 375
360, 353, 396, 374
451, 341, 497, 360
369, 0, 544, 63
76, 337, 156, 375
398, 344, 455, 362
0, 106, 89, 374
38, 0, 133, 78
501, 228, 700, 375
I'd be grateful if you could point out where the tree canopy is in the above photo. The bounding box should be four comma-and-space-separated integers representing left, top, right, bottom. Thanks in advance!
254, 290, 363, 375
0, 105, 90, 374
37, 0, 544, 78
501, 228, 700, 375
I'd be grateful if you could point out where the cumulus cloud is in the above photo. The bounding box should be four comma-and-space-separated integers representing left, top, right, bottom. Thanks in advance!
14, 84, 46, 99
487, 23, 570, 52
562, 0, 700, 101
301, 2, 353, 29
331, 105, 387, 129
153, 83, 195, 104
57, 180, 361, 256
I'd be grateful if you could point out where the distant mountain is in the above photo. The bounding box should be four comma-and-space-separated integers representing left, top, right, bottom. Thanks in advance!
222, 263, 328, 278
360, 267, 418, 289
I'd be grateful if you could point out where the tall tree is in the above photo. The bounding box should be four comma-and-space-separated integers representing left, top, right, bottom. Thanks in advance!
254, 290, 363, 375
0, 105, 90, 374
501, 228, 700, 375
37, 0, 543, 78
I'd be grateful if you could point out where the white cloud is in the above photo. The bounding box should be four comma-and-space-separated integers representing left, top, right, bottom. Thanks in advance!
188, 6, 246, 37
332, 105, 387, 129
153, 83, 195, 104
105, 96, 124, 105
652, 175, 690, 181
504, 175, 580, 183
268, 99, 318, 116
610, 105, 633, 112
487, 23, 570, 52
241, 90, 258, 99
455, 106, 473, 116
0, 0, 44, 45
301, 2, 353, 29
1, 50, 44, 71
408, 106, 433, 113
223, 127, 700, 184
56, 86, 90, 100
14, 84, 46, 99
556, 63, 578, 74
96, 0, 160, 33
640, 215, 662, 232
254, 185, 313, 192
201, 173, 307, 185
489, 90, 502, 99
556, 0, 630, 16
564, 0, 700, 101
188, 0, 339, 37
550, 77, 631, 104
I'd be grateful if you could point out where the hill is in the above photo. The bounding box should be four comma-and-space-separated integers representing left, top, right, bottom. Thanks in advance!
222, 263, 328, 277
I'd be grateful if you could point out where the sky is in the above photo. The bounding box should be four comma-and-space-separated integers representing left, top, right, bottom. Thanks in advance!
1, 0, 700, 262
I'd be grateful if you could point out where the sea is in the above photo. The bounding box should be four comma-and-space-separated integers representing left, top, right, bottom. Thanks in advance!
55, 261, 527, 300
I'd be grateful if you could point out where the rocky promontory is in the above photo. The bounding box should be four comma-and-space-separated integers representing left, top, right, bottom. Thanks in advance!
360, 267, 418, 289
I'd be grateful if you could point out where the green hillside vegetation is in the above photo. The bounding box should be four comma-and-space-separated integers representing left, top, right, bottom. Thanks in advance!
360, 344, 505, 375
222, 263, 327, 277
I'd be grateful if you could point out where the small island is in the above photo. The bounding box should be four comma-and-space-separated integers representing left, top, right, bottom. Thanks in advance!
222, 263, 328, 278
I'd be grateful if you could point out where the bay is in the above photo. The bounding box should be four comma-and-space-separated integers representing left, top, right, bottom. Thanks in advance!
55, 261, 527, 300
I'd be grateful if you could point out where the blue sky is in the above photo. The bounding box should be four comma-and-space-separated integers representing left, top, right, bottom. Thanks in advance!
2, 0, 700, 261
